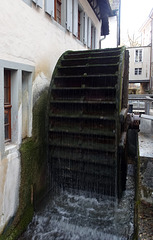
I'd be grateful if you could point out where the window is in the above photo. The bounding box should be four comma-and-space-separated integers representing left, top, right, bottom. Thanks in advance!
55, 0, 62, 24
135, 49, 142, 62
4, 70, 12, 142
91, 25, 96, 49
135, 68, 142, 75
44, 0, 96, 46
45, 0, 64, 25
87, 21, 96, 49
83, 13, 88, 45
78, 9, 81, 40
73, 0, 78, 37
87, 17, 91, 48
66, 0, 72, 32
0, 60, 33, 155
77, 6, 84, 41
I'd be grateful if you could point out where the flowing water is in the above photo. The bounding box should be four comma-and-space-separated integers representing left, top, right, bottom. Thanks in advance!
19, 164, 135, 240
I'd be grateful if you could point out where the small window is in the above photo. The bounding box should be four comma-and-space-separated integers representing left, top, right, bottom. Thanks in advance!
55, 0, 62, 24
4, 70, 12, 142
135, 49, 143, 62
135, 68, 142, 75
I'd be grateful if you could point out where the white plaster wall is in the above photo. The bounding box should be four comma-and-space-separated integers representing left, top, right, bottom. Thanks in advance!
0, 0, 101, 102
140, 19, 151, 46
0, 0, 100, 75
0, 0, 101, 234
0, 145, 20, 233
101, 16, 118, 49
128, 47, 151, 81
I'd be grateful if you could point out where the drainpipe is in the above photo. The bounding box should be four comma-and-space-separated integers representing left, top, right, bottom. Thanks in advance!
99, 36, 106, 49
149, 39, 152, 91
149, 14, 153, 91
117, 0, 121, 47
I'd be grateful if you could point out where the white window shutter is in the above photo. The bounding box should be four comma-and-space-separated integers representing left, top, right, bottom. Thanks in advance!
32, 0, 43, 8
83, 13, 88, 45
38, 0, 43, 8
87, 18, 91, 48
94, 28, 97, 49
22, 0, 32, 6
45, 0, 54, 18
66, 0, 72, 32
73, 0, 78, 37
91, 27, 95, 49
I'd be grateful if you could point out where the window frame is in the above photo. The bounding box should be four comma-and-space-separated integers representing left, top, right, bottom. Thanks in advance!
135, 49, 143, 62
87, 17, 91, 48
78, 8, 81, 40
54, 0, 62, 24
72, 0, 78, 37
4, 70, 12, 142
134, 68, 142, 75
66, 0, 72, 32
83, 13, 88, 45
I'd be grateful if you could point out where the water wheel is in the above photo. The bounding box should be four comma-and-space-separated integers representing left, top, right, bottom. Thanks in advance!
48, 47, 129, 198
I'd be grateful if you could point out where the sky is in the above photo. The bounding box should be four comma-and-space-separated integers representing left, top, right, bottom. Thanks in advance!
120, 0, 153, 45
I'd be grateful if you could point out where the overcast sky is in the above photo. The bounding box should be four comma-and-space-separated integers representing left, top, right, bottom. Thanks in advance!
120, 0, 153, 44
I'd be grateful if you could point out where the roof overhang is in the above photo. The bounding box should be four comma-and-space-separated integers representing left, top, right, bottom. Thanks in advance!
87, 0, 113, 36
87, 0, 113, 20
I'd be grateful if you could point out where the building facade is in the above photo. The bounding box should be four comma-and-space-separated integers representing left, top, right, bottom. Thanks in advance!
139, 8, 153, 91
0, 0, 112, 235
128, 46, 151, 93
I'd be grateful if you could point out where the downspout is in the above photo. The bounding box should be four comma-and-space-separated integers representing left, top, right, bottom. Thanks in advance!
117, 0, 121, 47
99, 36, 106, 49
149, 13, 153, 91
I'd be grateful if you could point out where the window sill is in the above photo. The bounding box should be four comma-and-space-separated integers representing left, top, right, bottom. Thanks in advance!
5, 143, 19, 156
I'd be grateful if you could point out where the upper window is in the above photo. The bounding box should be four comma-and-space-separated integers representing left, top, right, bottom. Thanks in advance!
135, 49, 143, 62
91, 24, 96, 49
44, 0, 97, 47
78, 8, 81, 40
55, 0, 62, 24
87, 18, 96, 49
4, 70, 12, 142
77, 6, 83, 41
45, 0, 64, 25
135, 68, 142, 75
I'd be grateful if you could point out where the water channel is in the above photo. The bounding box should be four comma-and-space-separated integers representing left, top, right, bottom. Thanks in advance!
19, 164, 135, 240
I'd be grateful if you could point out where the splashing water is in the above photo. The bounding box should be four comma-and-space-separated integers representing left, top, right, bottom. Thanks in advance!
19, 165, 135, 240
